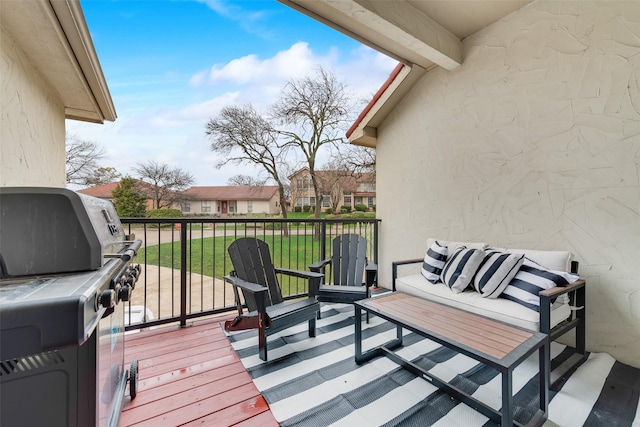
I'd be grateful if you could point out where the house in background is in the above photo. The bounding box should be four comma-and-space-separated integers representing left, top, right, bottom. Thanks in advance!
77, 182, 119, 202
183, 186, 281, 216
78, 182, 282, 216
77, 180, 158, 211
1, 1, 115, 187
289, 167, 376, 212
281, 0, 640, 368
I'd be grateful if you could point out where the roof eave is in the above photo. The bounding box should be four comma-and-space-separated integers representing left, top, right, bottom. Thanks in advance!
348, 63, 427, 147
1, 0, 116, 124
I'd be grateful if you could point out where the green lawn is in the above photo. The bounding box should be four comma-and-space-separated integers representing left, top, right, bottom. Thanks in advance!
138, 234, 325, 279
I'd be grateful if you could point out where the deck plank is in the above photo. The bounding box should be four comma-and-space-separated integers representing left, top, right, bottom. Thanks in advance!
119, 315, 278, 426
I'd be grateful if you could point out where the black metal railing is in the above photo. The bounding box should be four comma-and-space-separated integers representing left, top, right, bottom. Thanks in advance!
120, 217, 380, 331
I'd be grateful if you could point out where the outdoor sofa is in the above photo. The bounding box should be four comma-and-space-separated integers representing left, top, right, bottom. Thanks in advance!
391, 239, 587, 382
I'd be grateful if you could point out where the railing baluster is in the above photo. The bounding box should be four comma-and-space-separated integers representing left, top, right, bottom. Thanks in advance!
121, 217, 380, 331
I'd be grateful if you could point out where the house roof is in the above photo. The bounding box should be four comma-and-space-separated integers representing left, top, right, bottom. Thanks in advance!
278, 0, 533, 147
1, 0, 116, 123
184, 186, 279, 201
77, 182, 119, 199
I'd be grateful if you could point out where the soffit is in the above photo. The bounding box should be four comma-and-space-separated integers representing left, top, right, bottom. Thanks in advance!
1, 0, 116, 123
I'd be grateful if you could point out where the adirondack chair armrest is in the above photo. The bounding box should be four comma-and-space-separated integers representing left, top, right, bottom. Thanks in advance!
365, 261, 377, 287
224, 275, 269, 313
274, 268, 324, 297
309, 258, 331, 273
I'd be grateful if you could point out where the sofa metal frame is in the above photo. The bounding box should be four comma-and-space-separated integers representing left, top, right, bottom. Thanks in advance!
391, 258, 587, 385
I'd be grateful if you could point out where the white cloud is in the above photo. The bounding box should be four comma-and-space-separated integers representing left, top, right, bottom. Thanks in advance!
69, 41, 398, 188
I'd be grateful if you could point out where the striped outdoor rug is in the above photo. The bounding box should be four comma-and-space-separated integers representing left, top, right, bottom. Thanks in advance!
225, 303, 640, 426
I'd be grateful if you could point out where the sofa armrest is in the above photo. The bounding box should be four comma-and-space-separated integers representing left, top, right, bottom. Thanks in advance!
539, 279, 585, 299
391, 258, 423, 291
539, 279, 586, 352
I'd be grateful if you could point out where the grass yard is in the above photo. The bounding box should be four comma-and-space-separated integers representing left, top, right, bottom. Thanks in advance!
138, 234, 325, 279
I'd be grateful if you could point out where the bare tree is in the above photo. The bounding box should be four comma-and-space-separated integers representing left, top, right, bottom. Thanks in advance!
205, 105, 291, 235
66, 134, 112, 185
227, 175, 266, 186
333, 145, 376, 178
134, 160, 195, 210
272, 67, 353, 218
84, 167, 121, 187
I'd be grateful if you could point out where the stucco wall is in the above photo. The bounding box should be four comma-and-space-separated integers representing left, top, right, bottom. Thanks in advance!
1, 28, 66, 187
377, 1, 640, 367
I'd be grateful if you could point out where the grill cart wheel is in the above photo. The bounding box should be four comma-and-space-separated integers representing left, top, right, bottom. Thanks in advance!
129, 359, 139, 399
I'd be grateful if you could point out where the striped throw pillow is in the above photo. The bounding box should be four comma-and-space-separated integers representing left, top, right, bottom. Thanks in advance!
501, 257, 580, 312
440, 247, 484, 293
473, 250, 525, 298
421, 241, 448, 283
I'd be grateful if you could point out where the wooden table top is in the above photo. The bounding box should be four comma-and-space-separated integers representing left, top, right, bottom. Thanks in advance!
358, 292, 543, 361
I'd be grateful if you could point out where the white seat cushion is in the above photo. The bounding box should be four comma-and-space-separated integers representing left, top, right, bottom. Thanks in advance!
395, 273, 571, 332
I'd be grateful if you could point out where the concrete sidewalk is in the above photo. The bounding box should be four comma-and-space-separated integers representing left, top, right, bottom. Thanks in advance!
129, 264, 236, 321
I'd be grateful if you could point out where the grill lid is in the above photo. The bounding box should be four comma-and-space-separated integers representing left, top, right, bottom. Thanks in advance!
0, 187, 129, 277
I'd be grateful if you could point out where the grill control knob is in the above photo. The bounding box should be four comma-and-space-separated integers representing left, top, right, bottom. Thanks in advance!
119, 285, 132, 302
99, 289, 116, 309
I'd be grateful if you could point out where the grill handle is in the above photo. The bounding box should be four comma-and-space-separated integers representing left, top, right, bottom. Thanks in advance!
121, 240, 142, 262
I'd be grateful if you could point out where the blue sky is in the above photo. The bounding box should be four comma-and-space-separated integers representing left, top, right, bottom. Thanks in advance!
67, 0, 397, 187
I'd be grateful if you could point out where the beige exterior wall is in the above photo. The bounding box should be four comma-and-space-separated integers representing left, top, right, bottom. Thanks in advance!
1, 28, 66, 187
377, 1, 640, 367
184, 197, 280, 216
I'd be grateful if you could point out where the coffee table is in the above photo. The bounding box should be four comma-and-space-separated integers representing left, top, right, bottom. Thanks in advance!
354, 292, 549, 427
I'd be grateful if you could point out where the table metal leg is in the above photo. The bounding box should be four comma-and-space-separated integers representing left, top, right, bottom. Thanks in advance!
502, 369, 513, 426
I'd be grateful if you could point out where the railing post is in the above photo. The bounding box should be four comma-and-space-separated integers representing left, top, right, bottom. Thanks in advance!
180, 219, 188, 327
320, 220, 327, 261
373, 220, 379, 265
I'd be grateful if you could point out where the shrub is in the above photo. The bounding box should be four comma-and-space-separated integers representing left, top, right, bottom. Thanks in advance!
303, 205, 311, 212
351, 211, 366, 219
325, 214, 335, 219
325, 207, 333, 214
341, 213, 352, 219
354, 203, 367, 212
364, 212, 376, 218
147, 208, 182, 218
294, 206, 302, 212
341, 205, 351, 213
263, 222, 282, 230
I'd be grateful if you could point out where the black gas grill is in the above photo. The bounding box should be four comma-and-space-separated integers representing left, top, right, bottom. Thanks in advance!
0, 187, 142, 427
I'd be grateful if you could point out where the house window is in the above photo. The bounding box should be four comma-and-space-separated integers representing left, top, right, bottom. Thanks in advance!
181, 202, 190, 213
229, 201, 236, 213
368, 197, 374, 209
296, 196, 315, 207
247, 201, 253, 213
359, 183, 375, 192
201, 201, 211, 213
355, 196, 362, 204
322, 195, 330, 208
344, 195, 351, 205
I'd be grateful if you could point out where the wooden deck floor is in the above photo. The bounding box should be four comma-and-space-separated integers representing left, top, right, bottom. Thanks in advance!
119, 314, 278, 427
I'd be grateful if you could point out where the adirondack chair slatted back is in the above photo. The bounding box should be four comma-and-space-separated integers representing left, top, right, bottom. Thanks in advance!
332, 234, 368, 287
228, 238, 283, 308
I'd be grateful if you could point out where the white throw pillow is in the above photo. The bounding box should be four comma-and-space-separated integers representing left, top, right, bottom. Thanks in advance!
440, 247, 484, 293
473, 250, 525, 298
421, 240, 448, 284
501, 257, 580, 312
